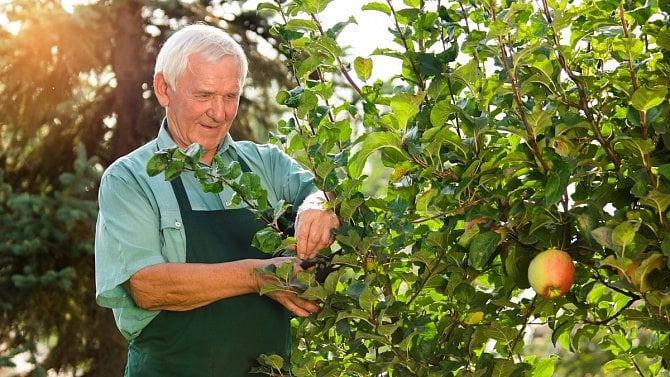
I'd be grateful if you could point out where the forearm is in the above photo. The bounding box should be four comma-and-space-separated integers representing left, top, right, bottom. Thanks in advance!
127, 259, 267, 311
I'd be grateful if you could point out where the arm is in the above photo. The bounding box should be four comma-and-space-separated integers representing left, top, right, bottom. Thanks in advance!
127, 257, 321, 317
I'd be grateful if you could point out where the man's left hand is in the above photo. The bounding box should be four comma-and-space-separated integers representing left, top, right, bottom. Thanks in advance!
294, 209, 339, 259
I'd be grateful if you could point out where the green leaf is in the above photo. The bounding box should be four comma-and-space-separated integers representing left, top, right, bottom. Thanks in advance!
313, 35, 341, 61
531, 357, 555, 377
607, 333, 631, 353
451, 59, 483, 94
301, 0, 331, 13
454, 282, 476, 304
631, 85, 668, 111
361, 1, 391, 15
295, 54, 322, 79
377, 320, 402, 337
527, 108, 553, 137
646, 290, 670, 308
259, 284, 291, 296
276, 261, 295, 282
430, 100, 459, 127
613, 136, 655, 157
164, 159, 185, 181
182, 143, 202, 160
657, 29, 670, 50
256, 2, 280, 13
354, 330, 390, 345
297, 89, 318, 118
595, 0, 620, 12
658, 164, 670, 180
545, 170, 563, 206
640, 190, 670, 214
603, 359, 632, 373
353, 56, 373, 81
284, 19, 318, 32
480, 323, 517, 344
257, 354, 284, 370
492, 359, 520, 377
146, 151, 170, 176
348, 132, 406, 177
468, 231, 501, 269
300, 285, 327, 301
637, 253, 664, 292
599, 255, 632, 276
611, 220, 640, 248
335, 308, 372, 324
591, 226, 614, 250
358, 285, 379, 311
389, 92, 426, 132
252, 227, 283, 254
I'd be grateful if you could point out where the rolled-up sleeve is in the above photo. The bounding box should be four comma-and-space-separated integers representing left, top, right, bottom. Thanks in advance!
94, 168, 166, 309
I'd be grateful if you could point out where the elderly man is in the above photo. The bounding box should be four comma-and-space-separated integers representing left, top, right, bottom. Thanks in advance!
94, 24, 339, 376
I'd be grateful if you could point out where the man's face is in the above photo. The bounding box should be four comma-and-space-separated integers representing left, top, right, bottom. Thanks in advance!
154, 53, 242, 163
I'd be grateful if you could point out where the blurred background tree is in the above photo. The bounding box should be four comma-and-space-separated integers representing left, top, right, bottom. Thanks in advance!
0, 0, 294, 375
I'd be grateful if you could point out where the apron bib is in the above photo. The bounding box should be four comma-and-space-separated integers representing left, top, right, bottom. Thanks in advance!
125, 173, 290, 376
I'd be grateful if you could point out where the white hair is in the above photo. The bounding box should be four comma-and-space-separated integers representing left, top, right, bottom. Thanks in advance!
154, 24, 248, 89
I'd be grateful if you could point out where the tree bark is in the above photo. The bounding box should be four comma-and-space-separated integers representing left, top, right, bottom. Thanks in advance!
110, 0, 159, 161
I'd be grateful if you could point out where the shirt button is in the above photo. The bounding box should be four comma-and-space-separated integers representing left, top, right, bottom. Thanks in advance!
175, 221, 182, 228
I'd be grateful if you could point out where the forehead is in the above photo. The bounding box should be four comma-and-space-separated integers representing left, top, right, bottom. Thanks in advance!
178, 53, 243, 90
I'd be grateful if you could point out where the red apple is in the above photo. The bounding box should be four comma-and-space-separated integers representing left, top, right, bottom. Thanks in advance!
527, 248, 575, 299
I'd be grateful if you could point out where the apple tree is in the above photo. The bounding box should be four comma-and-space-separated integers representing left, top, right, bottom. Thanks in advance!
262, 0, 670, 375
150, 0, 670, 375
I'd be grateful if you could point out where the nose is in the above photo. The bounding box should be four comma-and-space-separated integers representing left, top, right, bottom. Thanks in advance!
206, 96, 227, 123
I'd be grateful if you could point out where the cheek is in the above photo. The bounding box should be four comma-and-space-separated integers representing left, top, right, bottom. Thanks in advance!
178, 100, 208, 119
227, 102, 240, 119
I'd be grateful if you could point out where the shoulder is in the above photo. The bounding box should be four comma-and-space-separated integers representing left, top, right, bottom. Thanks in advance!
99, 139, 177, 209
102, 140, 159, 182
233, 140, 290, 163
234, 140, 282, 154
99, 140, 168, 200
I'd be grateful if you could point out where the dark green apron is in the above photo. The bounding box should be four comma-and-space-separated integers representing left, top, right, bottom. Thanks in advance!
125, 172, 291, 376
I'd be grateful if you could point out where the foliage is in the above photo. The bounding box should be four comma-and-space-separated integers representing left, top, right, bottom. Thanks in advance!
153, 0, 670, 375
0, 146, 119, 376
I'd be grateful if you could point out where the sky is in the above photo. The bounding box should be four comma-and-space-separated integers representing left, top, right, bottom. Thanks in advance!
319, 0, 403, 81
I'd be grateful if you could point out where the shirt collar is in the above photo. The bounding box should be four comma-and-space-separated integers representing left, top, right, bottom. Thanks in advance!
156, 118, 237, 159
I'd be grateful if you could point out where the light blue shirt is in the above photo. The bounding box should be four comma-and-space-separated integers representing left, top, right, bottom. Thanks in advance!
94, 122, 316, 340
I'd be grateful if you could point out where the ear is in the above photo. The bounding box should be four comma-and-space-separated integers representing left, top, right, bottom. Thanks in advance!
153, 72, 170, 107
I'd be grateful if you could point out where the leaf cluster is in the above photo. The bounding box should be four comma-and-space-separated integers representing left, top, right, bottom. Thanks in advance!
246, 0, 670, 376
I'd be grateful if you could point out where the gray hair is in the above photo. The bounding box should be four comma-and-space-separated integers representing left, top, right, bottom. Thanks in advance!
154, 24, 248, 89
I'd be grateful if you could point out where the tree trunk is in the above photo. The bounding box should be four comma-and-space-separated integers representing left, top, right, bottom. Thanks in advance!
110, 0, 158, 160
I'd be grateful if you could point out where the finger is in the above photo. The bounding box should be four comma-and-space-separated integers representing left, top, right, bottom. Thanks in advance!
280, 293, 320, 317
307, 227, 336, 258
282, 297, 311, 317
291, 295, 320, 314
303, 224, 329, 258
296, 220, 312, 259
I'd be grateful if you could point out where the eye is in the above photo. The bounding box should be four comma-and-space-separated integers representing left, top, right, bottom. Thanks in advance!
194, 92, 212, 100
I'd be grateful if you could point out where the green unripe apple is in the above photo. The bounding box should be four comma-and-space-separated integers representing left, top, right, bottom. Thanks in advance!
527, 248, 575, 299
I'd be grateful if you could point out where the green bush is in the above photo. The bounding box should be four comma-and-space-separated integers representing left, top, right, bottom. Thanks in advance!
152, 0, 670, 375
266, 0, 670, 375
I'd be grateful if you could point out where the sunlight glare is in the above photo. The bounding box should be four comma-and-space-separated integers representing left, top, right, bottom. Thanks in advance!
61, 0, 97, 13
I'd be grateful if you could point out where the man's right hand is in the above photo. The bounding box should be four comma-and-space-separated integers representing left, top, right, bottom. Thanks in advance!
256, 257, 321, 317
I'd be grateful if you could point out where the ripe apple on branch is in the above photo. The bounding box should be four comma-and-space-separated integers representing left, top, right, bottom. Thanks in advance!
527, 248, 575, 299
